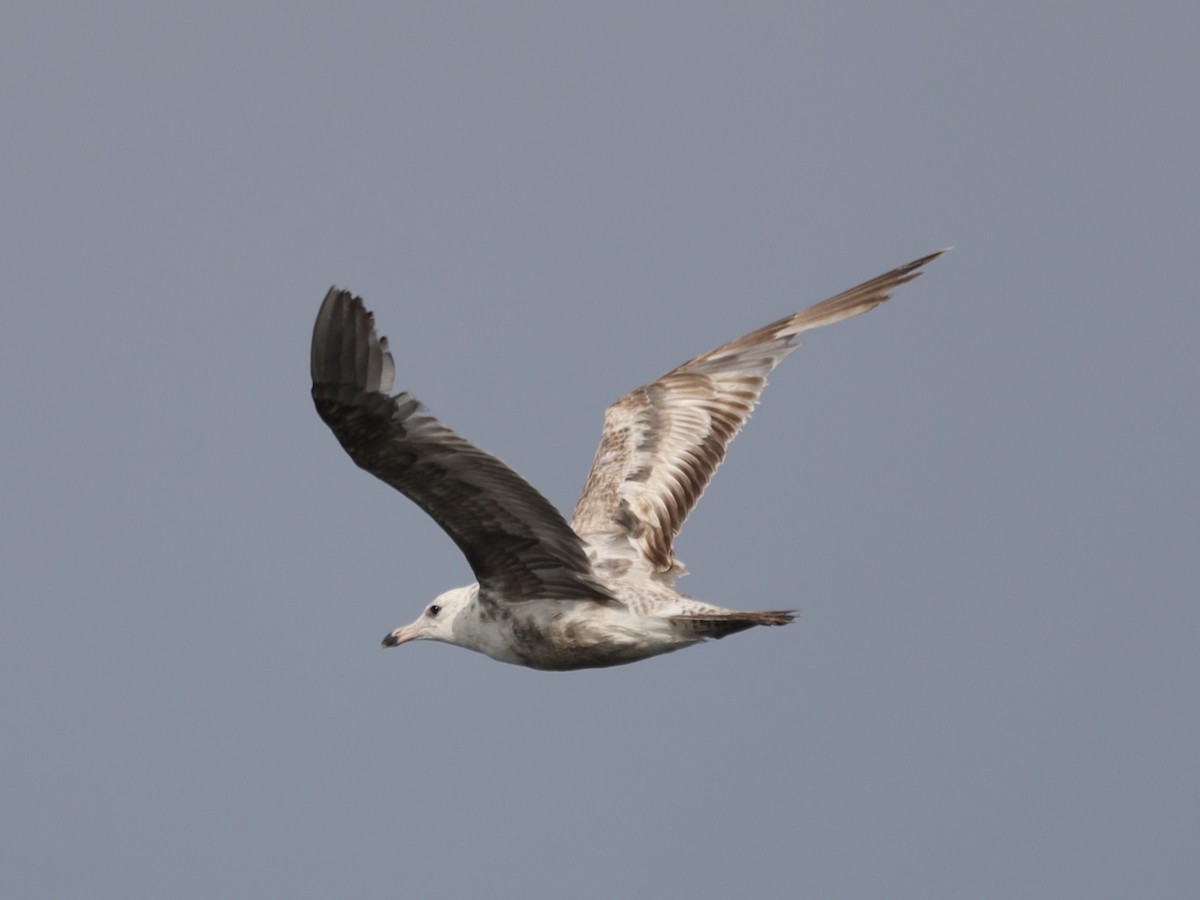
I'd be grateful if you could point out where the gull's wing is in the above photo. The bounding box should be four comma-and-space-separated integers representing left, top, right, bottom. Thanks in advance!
311, 288, 613, 604
570, 250, 946, 577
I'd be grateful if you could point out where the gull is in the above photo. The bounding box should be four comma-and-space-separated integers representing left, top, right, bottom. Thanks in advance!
311, 250, 944, 670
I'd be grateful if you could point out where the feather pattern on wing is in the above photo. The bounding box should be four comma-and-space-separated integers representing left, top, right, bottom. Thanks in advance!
570, 250, 946, 577
311, 288, 614, 603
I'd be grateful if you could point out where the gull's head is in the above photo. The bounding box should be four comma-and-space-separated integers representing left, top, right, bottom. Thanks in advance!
382, 585, 475, 649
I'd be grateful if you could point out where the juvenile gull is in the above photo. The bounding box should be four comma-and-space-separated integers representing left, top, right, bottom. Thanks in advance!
311, 250, 944, 670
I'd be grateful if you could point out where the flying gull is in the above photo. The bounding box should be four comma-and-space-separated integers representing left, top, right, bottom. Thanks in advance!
311, 250, 944, 670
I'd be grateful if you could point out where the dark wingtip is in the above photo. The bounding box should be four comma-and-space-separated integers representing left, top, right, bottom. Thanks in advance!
311, 285, 396, 397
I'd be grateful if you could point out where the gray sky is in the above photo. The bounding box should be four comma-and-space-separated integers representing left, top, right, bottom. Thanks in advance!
3, 3, 1197, 898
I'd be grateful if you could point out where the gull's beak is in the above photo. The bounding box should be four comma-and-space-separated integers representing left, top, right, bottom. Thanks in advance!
382, 623, 419, 648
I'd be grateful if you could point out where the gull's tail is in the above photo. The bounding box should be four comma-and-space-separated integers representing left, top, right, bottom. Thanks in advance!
671, 610, 796, 639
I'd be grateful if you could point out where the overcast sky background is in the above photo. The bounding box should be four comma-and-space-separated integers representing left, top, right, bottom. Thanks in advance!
3, 3, 1197, 898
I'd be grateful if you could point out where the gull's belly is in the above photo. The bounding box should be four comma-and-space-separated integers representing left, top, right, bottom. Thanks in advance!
461, 602, 698, 671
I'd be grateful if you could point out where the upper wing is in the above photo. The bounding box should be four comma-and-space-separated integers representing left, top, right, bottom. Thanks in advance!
570, 249, 946, 577
311, 288, 613, 603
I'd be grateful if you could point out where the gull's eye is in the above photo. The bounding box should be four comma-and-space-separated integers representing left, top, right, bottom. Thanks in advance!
427, 604, 441, 618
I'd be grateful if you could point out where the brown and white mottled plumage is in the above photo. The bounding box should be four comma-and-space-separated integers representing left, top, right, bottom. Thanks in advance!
311, 250, 945, 670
